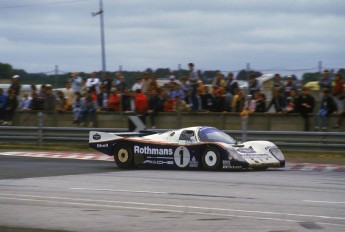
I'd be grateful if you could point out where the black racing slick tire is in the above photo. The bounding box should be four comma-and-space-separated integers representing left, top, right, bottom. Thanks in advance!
202, 147, 221, 170
114, 145, 134, 169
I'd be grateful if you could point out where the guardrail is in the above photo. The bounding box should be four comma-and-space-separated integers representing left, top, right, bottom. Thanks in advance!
0, 126, 344, 153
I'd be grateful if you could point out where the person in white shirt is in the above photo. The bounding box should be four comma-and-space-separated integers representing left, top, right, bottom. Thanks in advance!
86, 71, 100, 93
19, 93, 32, 110
131, 77, 143, 92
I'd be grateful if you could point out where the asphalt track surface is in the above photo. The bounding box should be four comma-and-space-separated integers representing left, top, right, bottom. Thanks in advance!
0, 155, 345, 232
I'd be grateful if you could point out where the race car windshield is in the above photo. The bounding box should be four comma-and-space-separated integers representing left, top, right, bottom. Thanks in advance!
198, 128, 236, 144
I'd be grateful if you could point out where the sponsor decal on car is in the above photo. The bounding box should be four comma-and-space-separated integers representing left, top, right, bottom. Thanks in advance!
237, 147, 256, 153
223, 160, 242, 169
189, 156, 199, 168
93, 133, 101, 140
97, 143, 108, 148
134, 146, 173, 156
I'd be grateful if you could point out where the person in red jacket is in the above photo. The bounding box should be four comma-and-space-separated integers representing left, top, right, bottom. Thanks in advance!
134, 89, 148, 113
108, 88, 121, 112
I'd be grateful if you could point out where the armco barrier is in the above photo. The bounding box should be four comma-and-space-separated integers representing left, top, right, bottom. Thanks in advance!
9, 110, 345, 132
0, 126, 344, 153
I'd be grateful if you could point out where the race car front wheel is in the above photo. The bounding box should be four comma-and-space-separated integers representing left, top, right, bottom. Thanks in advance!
114, 145, 134, 169
202, 147, 221, 170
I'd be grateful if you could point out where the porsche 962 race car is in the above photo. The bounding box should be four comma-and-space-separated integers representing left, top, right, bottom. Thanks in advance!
89, 126, 285, 171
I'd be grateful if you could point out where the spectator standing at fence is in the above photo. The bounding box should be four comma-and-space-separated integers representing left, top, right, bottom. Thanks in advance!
248, 73, 261, 96
201, 86, 214, 111
72, 92, 83, 124
55, 91, 67, 113
284, 75, 297, 97
147, 89, 163, 128
121, 88, 134, 112
80, 78, 88, 96
141, 72, 151, 94
297, 87, 315, 131
97, 85, 109, 111
9, 75, 21, 96
62, 81, 74, 110
271, 74, 284, 94
255, 92, 266, 113
29, 85, 40, 110
80, 90, 97, 127
314, 89, 337, 131
285, 89, 298, 113
188, 63, 199, 111
2, 89, 18, 126
232, 89, 245, 112
116, 75, 127, 93
101, 72, 112, 94
113, 72, 123, 87
212, 87, 226, 112
332, 73, 344, 113
318, 70, 332, 93
108, 88, 121, 112
266, 90, 287, 114
44, 85, 56, 111
19, 93, 32, 110
70, 72, 82, 93
225, 72, 238, 111
86, 72, 100, 93
0, 89, 7, 124
32, 85, 46, 110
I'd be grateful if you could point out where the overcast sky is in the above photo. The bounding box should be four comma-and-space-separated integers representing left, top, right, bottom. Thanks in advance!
1, 0, 344, 76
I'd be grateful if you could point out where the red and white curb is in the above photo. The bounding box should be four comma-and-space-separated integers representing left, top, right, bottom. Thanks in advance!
0, 151, 113, 162
1, 151, 344, 172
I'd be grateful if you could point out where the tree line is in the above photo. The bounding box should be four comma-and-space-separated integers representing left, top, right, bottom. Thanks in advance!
1, 62, 344, 88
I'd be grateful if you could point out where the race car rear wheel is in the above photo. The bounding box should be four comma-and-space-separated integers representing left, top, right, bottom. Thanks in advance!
202, 147, 221, 170
114, 145, 134, 169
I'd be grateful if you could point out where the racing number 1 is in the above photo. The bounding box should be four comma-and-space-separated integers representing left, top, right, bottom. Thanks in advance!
179, 148, 184, 165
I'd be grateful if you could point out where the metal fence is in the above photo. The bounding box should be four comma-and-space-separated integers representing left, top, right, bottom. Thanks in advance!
0, 126, 344, 153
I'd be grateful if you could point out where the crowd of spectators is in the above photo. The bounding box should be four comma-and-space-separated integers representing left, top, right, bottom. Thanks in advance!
0, 67, 344, 130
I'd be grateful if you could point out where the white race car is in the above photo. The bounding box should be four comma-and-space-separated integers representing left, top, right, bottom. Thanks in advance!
89, 126, 285, 171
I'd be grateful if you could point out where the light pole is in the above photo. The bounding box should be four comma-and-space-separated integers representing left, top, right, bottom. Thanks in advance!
92, 0, 106, 74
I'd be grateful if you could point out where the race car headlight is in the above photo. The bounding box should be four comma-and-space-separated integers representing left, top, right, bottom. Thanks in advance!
269, 147, 285, 161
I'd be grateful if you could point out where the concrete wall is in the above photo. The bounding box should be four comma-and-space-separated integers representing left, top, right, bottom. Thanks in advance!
10, 110, 343, 131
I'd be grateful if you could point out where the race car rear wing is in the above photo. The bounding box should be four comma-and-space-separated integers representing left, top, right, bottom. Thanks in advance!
89, 130, 159, 143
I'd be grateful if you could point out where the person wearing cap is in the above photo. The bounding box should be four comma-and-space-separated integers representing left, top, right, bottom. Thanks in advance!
10, 75, 21, 96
